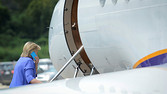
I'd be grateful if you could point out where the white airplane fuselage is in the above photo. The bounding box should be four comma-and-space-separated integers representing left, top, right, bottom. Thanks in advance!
47, 0, 167, 93
49, 0, 167, 77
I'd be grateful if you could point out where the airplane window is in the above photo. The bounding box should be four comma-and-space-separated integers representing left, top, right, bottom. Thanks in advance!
137, 53, 167, 68
112, 0, 117, 5
99, 0, 106, 7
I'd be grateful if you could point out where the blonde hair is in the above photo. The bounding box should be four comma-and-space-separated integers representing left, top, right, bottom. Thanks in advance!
21, 42, 41, 57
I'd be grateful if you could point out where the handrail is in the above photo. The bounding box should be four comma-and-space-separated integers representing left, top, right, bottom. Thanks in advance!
50, 45, 84, 82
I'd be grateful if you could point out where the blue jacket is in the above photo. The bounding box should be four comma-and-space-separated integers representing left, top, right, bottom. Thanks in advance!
10, 57, 36, 88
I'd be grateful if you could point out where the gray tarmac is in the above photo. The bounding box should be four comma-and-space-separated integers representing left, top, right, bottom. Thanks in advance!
0, 83, 9, 89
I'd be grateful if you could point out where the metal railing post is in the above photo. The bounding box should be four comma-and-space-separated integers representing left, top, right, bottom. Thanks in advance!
90, 66, 95, 76
50, 45, 84, 82
73, 66, 79, 78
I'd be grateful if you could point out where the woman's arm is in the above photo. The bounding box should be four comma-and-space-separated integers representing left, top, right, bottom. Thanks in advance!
25, 60, 42, 84
30, 79, 42, 84
30, 56, 42, 84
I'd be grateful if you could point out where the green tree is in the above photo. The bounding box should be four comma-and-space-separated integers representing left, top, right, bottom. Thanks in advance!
0, 0, 58, 61
0, 4, 10, 34
18, 0, 58, 39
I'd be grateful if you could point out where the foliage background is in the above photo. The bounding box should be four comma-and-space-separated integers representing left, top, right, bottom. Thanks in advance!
0, 0, 58, 61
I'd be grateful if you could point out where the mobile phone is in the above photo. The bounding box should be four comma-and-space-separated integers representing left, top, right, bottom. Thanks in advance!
31, 51, 37, 60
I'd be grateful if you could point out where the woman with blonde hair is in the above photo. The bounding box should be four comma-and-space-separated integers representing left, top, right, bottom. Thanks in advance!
10, 42, 42, 88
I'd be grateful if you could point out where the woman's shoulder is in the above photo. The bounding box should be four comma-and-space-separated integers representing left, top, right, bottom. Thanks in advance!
20, 57, 33, 61
20, 57, 35, 68
18, 57, 34, 64
15, 57, 34, 70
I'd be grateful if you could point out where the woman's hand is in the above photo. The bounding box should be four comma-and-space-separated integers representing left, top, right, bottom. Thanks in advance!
30, 79, 42, 84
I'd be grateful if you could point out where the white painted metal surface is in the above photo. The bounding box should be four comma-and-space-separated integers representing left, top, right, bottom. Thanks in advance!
49, 0, 83, 78
49, 0, 167, 76
78, 0, 167, 73
1, 67, 167, 94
